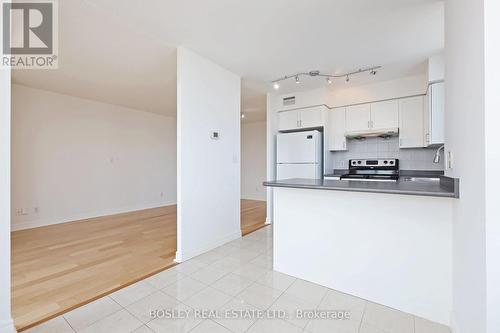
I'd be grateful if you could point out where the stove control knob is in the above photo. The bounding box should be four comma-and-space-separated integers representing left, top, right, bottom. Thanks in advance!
390, 161, 395, 165
383, 160, 388, 164
358, 160, 362, 164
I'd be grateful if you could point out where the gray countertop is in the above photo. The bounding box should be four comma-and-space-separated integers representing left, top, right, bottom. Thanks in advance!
263, 176, 459, 198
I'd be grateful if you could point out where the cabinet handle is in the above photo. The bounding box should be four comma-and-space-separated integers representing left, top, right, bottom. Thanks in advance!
426, 133, 430, 144
343, 141, 346, 149
297, 120, 300, 128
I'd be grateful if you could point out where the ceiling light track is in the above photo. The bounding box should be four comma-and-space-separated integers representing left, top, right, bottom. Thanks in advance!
271, 66, 381, 90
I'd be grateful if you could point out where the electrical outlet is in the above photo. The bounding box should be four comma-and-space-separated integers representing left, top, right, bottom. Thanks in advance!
447, 151, 454, 169
16, 208, 28, 216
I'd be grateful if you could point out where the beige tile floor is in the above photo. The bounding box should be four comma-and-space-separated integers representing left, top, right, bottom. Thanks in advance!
26, 226, 450, 333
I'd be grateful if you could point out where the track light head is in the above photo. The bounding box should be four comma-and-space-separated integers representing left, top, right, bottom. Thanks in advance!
295, 75, 300, 84
273, 82, 280, 90
370, 69, 377, 75
326, 77, 332, 84
241, 113, 245, 119
345, 75, 350, 83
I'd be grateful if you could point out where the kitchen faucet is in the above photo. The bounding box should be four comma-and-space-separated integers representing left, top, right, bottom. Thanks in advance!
433, 145, 445, 163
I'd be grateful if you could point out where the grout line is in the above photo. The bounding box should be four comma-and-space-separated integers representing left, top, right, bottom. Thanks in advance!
357, 302, 367, 333
109, 294, 126, 308
62, 316, 77, 332
210, 319, 236, 333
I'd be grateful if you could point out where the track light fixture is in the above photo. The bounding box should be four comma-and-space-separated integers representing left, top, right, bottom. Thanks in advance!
270, 66, 381, 90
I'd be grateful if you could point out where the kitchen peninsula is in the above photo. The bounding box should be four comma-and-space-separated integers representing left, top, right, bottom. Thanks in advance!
264, 176, 458, 325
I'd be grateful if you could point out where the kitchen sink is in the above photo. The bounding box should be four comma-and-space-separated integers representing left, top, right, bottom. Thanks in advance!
401, 177, 441, 183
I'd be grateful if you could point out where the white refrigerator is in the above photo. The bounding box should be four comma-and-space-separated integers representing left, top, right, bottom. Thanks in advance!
276, 130, 323, 179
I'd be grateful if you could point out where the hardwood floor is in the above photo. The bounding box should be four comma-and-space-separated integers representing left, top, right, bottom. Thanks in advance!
241, 199, 267, 235
11, 206, 177, 331
12, 200, 267, 331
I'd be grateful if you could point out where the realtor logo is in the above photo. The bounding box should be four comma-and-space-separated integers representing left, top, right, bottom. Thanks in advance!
2, 0, 58, 69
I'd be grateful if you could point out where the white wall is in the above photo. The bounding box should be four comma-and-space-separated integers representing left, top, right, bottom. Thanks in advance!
445, 1, 486, 332
176, 47, 241, 261
0, 70, 15, 333
428, 53, 445, 83
326, 74, 428, 107
241, 121, 266, 201
266, 94, 277, 223
484, 2, 500, 332
11, 85, 177, 231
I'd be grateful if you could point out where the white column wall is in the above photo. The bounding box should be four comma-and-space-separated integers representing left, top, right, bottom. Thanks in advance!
484, 1, 500, 332
176, 47, 241, 261
0, 16, 15, 332
445, 1, 487, 332
265, 94, 277, 223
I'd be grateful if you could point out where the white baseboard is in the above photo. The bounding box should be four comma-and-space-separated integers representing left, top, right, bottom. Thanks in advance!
11, 201, 177, 231
0, 318, 16, 333
175, 230, 242, 263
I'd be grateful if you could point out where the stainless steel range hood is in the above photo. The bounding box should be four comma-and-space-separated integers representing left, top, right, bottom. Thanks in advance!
345, 128, 399, 139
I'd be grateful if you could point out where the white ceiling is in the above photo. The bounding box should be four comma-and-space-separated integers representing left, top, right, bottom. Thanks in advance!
12, 0, 444, 121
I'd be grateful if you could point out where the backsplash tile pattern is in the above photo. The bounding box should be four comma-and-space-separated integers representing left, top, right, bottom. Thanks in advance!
330, 137, 444, 170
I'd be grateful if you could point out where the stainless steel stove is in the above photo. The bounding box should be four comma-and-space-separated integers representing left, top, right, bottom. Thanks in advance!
340, 159, 399, 182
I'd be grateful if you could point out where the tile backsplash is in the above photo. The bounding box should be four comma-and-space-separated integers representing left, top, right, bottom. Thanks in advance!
330, 136, 444, 171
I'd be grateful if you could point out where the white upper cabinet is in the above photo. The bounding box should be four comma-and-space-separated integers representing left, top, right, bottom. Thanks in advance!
300, 106, 324, 129
370, 100, 399, 130
399, 96, 425, 148
345, 104, 371, 132
345, 101, 398, 133
328, 107, 347, 151
278, 110, 300, 131
278, 106, 325, 131
424, 82, 445, 146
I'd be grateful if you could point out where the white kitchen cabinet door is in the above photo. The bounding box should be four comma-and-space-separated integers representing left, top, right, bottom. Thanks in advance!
427, 82, 445, 146
299, 106, 324, 129
399, 96, 425, 148
328, 108, 347, 151
345, 104, 371, 132
370, 100, 399, 130
278, 110, 300, 131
